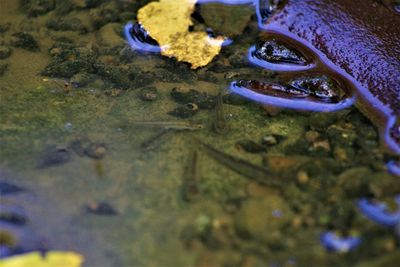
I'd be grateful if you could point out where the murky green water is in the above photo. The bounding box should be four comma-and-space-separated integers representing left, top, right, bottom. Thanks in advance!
1, 1, 399, 267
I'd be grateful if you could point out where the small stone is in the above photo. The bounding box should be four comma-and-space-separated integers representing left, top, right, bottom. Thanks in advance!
70, 73, 91, 87
0, 23, 10, 33
168, 103, 199, 118
84, 143, 107, 159
104, 88, 124, 97
312, 140, 331, 152
261, 105, 282, 116
235, 194, 291, 244
305, 130, 320, 143
11, 32, 39, 51
296, 170, 309, 184
261, 134, 284, 146
97, 23, 124, 47
46, 17, 87, 33
333, 146, 348, 162
139, 87, 158, 101
22, 0, 55, 17
170, 88, 215, 109
0, 46, 12, 59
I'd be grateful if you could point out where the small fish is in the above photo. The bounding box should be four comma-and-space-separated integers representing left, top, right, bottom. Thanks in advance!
194, 139, 283, 187
129, 121, 204, 131
212, 93, 229, 134
141, 129, 171, 150
86, 202, 118, 216
181, 150, 200, 202
0, 205, 28, 226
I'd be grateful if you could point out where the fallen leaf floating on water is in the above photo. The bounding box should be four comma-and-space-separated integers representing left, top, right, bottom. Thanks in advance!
0, 251, 83, 267
137, 0, 225, 69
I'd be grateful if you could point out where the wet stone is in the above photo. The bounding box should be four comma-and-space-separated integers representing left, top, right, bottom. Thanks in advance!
84, 143, 107, 159
37, 146, 70, 168
254, 40, 306, 65
288, 76, 343, 103
234, 195, 291, 244
104, 88, 124, 97
139, 87, 158, 101
91, 8, 119, 29
0, 23, 10, 33
168, 103, 199, 118
21, 0, 55, 17
170, 88, 215, 109
11, 32, 39, 51
0, 46, 12, 60
261, 134, 285, 146
86, 202, 117, 216
46, 17, 87, 33
43, 44, 97, 78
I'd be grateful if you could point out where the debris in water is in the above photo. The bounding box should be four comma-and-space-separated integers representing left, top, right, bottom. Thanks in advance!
320, 231, 361, 253
357, 195, 400, 227
136, 0, 226, 68
0, 251, 83, 267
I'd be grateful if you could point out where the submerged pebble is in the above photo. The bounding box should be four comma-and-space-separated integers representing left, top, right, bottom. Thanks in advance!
139, 87, 158, 101
0, 23, 10, 33
168, 103, 199, 118
254, 40, 306, 65
10, 32, 39, 51
21, 0, 55, 17
0, 46, 12, 60
170, 88, 215, 109
46, 17, 87, 33
84, 143, 107, 159
288, 76, 343, 103
261, 134, 284, 146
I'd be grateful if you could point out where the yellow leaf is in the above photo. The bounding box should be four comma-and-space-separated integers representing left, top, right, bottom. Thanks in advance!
0, 251, 83, 267
138, 0, 225, 69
